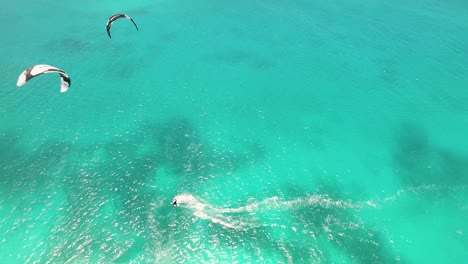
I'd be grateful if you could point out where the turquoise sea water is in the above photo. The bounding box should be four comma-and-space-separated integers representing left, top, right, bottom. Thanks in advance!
1, 0, 468, 263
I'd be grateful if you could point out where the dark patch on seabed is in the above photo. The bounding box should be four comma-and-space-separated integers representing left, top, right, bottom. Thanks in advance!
141, 117, 267, 179
0, 137, 71, 197
0, 115, 271, 262
372, 57, 399, 86
0, 139, 76, 261
392, 122, 468, 186
0, 131, 21, 165
291, 179, 402, 263
103, 53, 145, 80
43, 37, 93, 54
22, 140, 158, 262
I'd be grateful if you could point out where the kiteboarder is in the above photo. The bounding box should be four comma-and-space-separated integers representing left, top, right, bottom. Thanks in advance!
172, 199, 178, 206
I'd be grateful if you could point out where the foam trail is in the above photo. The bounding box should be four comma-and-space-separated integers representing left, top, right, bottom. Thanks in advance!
381, 184, 468, 203
174, 194, 255, 229
218, 194, 377, 214
173, 184, 467, 230
173, 193, 372, 230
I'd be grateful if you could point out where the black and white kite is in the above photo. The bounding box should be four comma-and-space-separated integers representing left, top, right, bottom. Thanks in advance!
106, 14, 139, 38
17, 64, 71, 93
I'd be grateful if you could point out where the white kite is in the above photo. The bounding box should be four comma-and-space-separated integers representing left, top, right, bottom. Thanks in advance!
17, 64, 71, 93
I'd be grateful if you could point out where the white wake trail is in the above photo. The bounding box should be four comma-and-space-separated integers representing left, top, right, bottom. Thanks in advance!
173, 184, 467, 231
174, 193, 254, 229
173, 193, 373, 230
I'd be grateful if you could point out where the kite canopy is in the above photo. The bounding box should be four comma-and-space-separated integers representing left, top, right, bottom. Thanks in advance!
106, 14, 139, 38
17, 64, 71, 93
